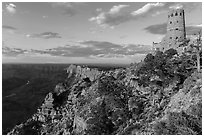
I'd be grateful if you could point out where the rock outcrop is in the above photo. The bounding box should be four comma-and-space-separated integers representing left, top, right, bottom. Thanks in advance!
66, 65, 101, 82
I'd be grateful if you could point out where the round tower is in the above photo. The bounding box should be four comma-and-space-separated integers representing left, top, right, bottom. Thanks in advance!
160, 8, 186, 51
167, 8, 186, 44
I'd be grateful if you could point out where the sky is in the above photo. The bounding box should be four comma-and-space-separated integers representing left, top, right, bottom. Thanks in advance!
2, 2, 202, 64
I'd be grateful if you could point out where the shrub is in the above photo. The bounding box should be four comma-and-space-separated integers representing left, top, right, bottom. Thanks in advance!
153, 111, 201, 135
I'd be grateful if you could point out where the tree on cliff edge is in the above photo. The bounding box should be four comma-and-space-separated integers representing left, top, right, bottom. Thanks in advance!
192, 31, 202, 72
186, 31, 202, 72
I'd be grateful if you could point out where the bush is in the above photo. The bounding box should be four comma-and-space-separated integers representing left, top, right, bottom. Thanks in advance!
164, 48, 178, 59
153, 111, 201, 135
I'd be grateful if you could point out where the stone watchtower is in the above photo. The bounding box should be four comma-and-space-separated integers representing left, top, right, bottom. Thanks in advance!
153, 8, 186, 52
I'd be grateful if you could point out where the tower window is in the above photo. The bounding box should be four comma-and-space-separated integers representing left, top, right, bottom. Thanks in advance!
177, 21, 179, 23
168, 15, 170, 18
176, 37, 178, 39
170, 21, 172, 24
175, 12, 178, 16
180, 13, 182, 16
170, 37, 172, 39
171, 13, 173, 17
175, 28, 178, 30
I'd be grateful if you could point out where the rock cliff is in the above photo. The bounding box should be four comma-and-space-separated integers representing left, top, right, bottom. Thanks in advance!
7, 53, 202, 135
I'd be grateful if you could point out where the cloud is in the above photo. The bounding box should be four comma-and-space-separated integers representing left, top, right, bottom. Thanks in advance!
6, 3, 16, 14
81, 40, 122, 49
52, 2, 77, 16
119, 35, 128, 39
144, 23, 202, 35
45, 41, 151, 57
144, 23, 167, 35
2, 25, 17, 34
3, 46, 27, 57
109, 5, 130, 14
131, 2, 167, 16
89, 2, 201, 28
89, 4, 131, 28
42, 15, 48, 19
41, 42, 151, 58
96, 8, 102, 12
122, 44, 152, 54
2, 25, 17, 30
170, 2, 201, 12
186, 25, 202, 35
26, 32, 62, 39
3, 40, 151, 59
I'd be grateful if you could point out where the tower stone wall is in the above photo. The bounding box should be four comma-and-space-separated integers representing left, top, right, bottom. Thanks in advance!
153, 8, 186, 53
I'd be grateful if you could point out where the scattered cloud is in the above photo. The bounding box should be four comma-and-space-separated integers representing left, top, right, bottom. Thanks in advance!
89, 4, 131, 28
96, 8, 102, 12
52, 2, 77, 16
89, 27, 104, 34
89, 2, 201, 28
3, 46, 27, 57
144, 23, 167, 35
52, 42, 150, 57
170, 2, 201, 12
81, 40, 122, 49
109, 5, 130, 14
144, 23, 202, 35
26, 32, 62, 39
49, 42, 151, 58
119, 35, 128, 39
42, 15, 48, 19
2, 25, 17, 34
3, 40, 151, 58
186, 24, 202, 35
5, 3, 16, 14
131, 2, 167, 16
169, 3, 184, 9
2, 25, 17, 30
